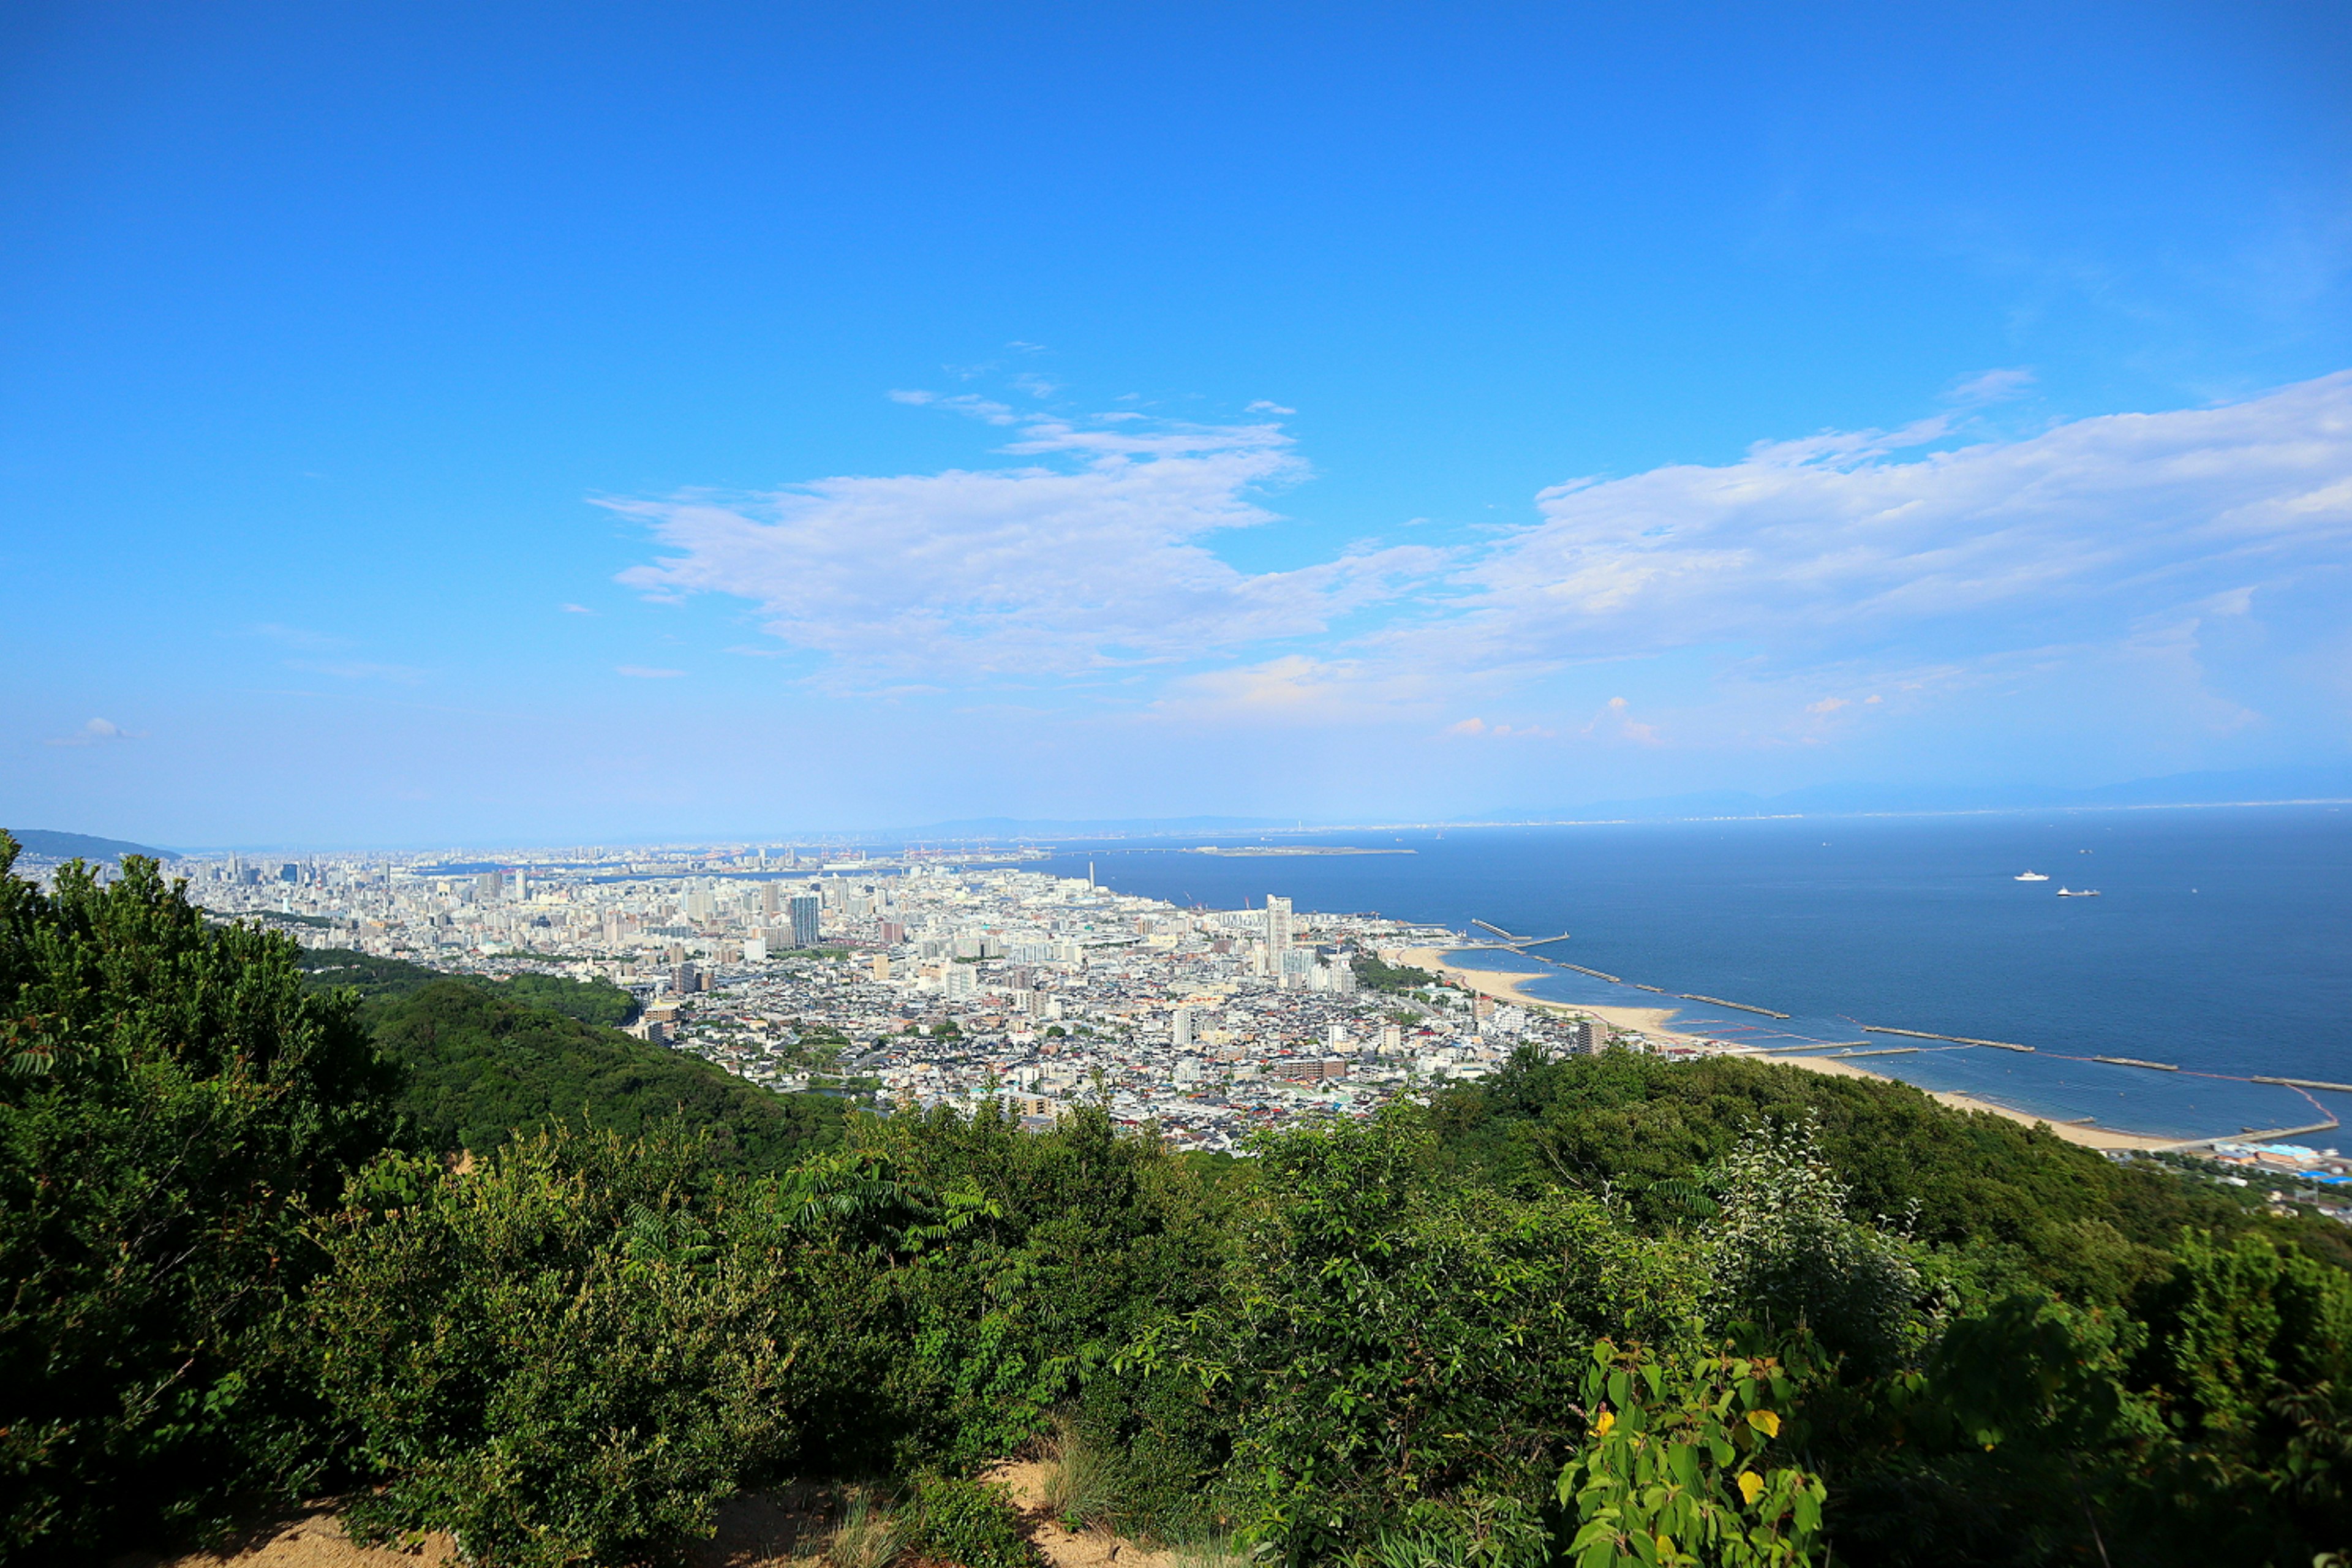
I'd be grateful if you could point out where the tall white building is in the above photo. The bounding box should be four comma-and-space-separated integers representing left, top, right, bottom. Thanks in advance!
1265, 895, 1293, 954
1172, 1005, 1193, 1049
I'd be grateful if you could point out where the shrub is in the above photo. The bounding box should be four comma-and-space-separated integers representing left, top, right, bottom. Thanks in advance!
906, 1474, 1041, 1568
311, 1123, 812, 1567
1558, 1340, 1827, 1568
1704, 1117, 1928, 1376
0, 845, 397, 1561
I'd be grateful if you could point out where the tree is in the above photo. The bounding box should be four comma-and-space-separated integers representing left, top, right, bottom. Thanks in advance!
312, 1125, 816, 1567
0, 842, 398, 1559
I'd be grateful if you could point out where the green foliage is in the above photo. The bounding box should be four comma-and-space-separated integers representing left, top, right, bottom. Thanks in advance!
497, 970, 636, 1026
0, 842, 398, 1561
298, 946, 636, 1026
1430, 1048, 2270, 1304
1558, 1340, 1827, 1568
906, 1473, 1044, 1568
855, 1102, 1234, 1471
1352, 955, 1438, 994
1170, 1110, 1705, 1565
372, 977, 843, 1174
2127, 1230, 2352, 1557
13, 842, 2352, 1568
1703, 1117, 1928, 1375
311, 1124, 814, 1567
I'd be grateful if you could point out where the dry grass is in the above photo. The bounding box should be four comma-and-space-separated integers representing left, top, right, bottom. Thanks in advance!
822, 1487, 908, 1568
1035, 1423, 1123, 1533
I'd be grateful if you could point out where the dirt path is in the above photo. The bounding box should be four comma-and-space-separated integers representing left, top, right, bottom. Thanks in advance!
130, 1505, 458, 1568
141, 1471, 1165, 1568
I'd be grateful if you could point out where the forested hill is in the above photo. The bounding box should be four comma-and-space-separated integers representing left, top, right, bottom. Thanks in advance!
298, 946, 635, 1025
1427, 1049, 2352, 1293
298, 949, 843, 1174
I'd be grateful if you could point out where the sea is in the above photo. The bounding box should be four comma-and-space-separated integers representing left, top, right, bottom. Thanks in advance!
1033, 804, 2352, 1144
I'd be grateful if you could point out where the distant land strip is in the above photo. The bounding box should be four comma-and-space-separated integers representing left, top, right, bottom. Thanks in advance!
1186, 846, 1416, 856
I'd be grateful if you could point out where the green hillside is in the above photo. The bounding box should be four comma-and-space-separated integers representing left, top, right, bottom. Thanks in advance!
370, 978, 841, 1172
297, 949, 842, 1172
299, 946, 635, 1025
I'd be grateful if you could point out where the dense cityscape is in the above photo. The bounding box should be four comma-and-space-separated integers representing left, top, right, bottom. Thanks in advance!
136, 843, 1624, 1150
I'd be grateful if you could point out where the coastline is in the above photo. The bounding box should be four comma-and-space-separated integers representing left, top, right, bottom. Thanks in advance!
1399, 946, 2184, 1153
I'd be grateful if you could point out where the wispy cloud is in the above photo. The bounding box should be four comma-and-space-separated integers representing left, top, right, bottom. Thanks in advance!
46, 717, 140, 746
612, 371, 2352, 753
611, 404, 1439, 684
1418, 371, 2352, 683
1945, 367, 2037, 404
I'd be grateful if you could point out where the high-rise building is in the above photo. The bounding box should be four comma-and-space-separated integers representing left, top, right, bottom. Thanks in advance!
1564, 1017, 1612, 1055
473, 871, 500, 901
762, 883, 781, 917
1172, 1006, 1193, 1049
788, 894, 821, 948
1265, 895, 1293, 954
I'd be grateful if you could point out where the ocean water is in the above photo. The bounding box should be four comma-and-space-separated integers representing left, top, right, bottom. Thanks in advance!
1035, 805, 2352, 1142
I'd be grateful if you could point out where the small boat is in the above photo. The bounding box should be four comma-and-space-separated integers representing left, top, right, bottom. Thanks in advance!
2056, 888, 2101, 897
2015, 870, 2049, 881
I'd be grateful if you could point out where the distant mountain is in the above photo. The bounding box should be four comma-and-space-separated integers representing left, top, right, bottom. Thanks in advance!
1487, 763, 2352, 823
6, 829, 180, 861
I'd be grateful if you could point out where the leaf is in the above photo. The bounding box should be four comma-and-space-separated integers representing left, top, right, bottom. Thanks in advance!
1746, 1409, 1781, 1438
1738, 1471, 1764, 1505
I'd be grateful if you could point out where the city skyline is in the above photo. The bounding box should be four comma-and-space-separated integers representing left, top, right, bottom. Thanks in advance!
6, 4, 2350, 845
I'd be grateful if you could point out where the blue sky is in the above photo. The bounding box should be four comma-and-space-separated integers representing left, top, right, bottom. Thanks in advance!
4, 1, 2350, 846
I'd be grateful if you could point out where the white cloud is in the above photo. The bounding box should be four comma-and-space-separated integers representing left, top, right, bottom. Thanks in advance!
1428, 372, 2352, 684
561, 603, 594, 614
46, 717, 140, 746
612, 408, 1439, 683
1246, 400, 1297, 415
611, 370, 2352, 758
1945, 367, 2037, 404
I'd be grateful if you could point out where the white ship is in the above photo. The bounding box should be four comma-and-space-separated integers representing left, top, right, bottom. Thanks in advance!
2057, 887, 2101, 897
2015, 870, 2049, 881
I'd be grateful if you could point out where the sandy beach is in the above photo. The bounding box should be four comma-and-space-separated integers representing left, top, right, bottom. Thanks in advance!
1396, 946, 2184, 1152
